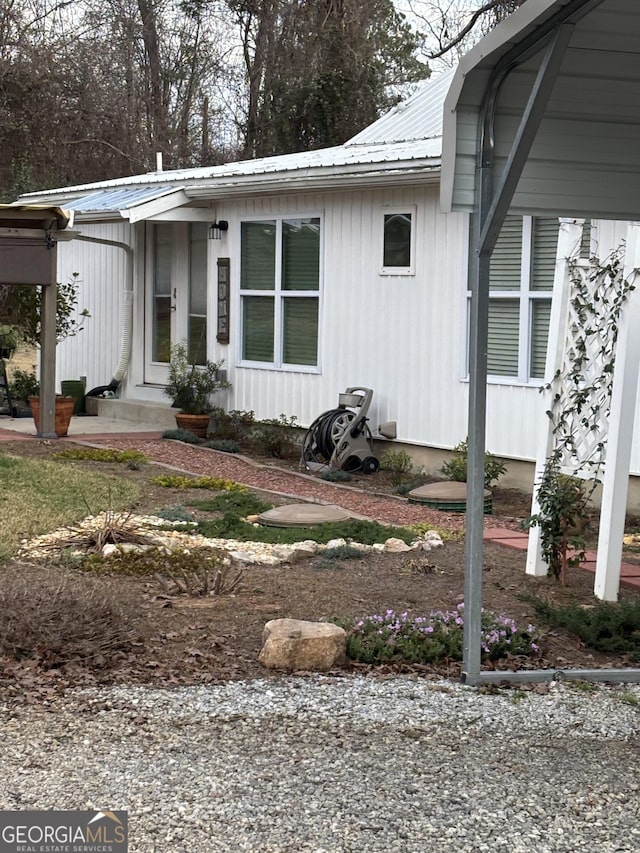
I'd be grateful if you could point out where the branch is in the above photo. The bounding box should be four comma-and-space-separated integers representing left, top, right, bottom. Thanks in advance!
62, 138, 149, 170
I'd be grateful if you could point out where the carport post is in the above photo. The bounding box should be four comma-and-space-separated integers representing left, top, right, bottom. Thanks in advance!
463, 24, 573, 684
38, 278, 58, 439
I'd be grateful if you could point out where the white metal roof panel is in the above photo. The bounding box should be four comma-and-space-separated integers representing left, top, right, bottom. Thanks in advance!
19, 139, 442, 214
347, 69, 455, 146
62, 185, 174, 213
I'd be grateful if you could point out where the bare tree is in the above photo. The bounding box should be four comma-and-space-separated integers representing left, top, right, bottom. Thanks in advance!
405, 0, 525, 66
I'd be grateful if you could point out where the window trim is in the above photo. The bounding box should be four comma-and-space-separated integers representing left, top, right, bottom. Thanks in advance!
380, 205, 416, 276
466, 215, 556, 384
237, 213, 323, 373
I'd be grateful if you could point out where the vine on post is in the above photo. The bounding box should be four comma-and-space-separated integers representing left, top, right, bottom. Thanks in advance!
525, 245, 635, 583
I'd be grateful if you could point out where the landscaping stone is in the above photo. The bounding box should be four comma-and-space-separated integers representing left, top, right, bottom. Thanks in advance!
258, 618, 347, 672
384, 537, 412, 553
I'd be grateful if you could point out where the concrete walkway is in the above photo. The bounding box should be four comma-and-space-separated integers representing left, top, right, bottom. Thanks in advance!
2, 413, 639, 593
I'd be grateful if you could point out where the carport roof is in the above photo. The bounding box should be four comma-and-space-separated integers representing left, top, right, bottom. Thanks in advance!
441, 0, 640, 219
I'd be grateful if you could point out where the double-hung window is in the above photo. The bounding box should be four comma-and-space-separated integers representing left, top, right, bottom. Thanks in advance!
240, 217, 321, 369
472, 215, 560, 381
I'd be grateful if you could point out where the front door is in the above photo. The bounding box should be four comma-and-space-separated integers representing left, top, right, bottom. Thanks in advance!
144, 222, 208, 384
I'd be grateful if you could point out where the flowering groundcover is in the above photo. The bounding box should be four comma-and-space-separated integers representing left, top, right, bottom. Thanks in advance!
345, 604, 539, 665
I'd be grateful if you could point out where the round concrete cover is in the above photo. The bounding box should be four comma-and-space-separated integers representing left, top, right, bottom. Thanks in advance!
408, 482, 491, 501
259, 503, 352, 527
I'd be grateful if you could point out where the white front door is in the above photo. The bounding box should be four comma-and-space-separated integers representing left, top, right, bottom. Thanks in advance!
144, 222, 208, 384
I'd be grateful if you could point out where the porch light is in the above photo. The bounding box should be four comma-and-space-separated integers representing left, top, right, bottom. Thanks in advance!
208, 220, 229, 240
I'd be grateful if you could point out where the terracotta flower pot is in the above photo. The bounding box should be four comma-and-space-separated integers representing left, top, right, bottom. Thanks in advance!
175, 412, 211, 439
28, 396, 75, 437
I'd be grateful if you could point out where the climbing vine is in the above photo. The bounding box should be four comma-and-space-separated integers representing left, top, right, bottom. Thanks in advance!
525, 245, 636, 583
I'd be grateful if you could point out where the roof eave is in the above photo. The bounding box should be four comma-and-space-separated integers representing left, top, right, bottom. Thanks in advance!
441, 0, 600, 212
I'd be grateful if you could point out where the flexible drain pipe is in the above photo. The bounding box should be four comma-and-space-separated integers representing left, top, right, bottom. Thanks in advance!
68, 234, 134, 396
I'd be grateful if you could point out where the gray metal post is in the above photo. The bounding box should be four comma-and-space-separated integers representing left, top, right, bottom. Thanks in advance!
39, 278, 57, 438
462, 25, 573, 684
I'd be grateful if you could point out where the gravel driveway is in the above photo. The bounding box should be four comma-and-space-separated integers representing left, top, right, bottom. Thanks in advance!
1, 676, 638, 853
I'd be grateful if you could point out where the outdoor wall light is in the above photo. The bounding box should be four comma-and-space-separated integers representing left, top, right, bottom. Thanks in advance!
208, 220, 229, 240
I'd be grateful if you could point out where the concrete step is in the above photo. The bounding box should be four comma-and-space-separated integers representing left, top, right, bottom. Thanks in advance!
86, 397, 178, 429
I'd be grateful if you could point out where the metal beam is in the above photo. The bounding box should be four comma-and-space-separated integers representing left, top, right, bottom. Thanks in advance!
462, 668, 640, 687
463, 23, 573, 683
478, 23, 574, 257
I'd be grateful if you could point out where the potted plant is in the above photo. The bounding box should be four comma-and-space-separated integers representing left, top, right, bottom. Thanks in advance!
7, 369, 40, 417
163, 342, 231, 438
3, 273, 91, 436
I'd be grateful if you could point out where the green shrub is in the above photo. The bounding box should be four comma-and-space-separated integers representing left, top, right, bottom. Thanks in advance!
8, 369, 39, 404
189, 491, 272, 516
53, 447, 147, 465
209, 408, 256, 441
526, 596, 640, 660
440, 438, 506, 488
196, 515, 416, 546
151, 474, 247, 492
320, 469, 352, 483
380, 449, 421, 487
154, 505, 196, 523
162, 428, 201, 444
342, 605, 539, 665
205, 438, 242, 454
249, 414, 300, 458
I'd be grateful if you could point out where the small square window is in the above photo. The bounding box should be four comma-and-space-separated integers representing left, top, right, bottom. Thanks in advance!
381, 207, 415, 275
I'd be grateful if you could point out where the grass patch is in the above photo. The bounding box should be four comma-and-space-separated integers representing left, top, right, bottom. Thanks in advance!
189, 491, 272, 516
526, 595, 640, 660
0, 452, 140, 563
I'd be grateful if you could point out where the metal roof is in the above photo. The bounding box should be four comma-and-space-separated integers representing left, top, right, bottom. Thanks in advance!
347, 69, 455, 146
17, 78, 452, 218
61, 185, 174, 213
441, 0, 640, 219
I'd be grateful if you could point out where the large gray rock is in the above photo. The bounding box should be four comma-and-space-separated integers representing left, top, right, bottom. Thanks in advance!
258, 619, 347, 672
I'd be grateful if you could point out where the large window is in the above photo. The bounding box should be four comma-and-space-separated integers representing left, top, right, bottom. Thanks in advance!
240, 217, 321, 368
470, 216, 560, 381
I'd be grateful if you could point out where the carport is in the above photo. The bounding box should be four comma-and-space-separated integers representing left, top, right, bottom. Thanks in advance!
441, 0, 640, 683
0, 205, 73, 437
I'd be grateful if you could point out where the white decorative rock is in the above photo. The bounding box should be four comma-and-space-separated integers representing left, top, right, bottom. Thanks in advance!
383, 537, 412, 553
258, 619, 347, 672
325, 538, 347, 550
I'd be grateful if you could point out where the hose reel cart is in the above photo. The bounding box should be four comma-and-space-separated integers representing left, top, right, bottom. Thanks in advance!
300, 387, 396, 474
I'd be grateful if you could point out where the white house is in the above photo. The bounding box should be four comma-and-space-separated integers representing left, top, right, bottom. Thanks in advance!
15, 68, 638, 499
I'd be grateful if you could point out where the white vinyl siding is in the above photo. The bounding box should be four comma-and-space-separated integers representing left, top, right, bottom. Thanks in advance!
239, 216, 321, 369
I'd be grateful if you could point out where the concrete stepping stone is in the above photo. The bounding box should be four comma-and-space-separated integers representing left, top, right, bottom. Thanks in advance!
258, 503, 351, 527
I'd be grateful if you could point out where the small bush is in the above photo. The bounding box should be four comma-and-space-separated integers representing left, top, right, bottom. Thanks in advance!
205, 438, 242, 454
209, 408, 256, 441
249, 414, 300, 458
162, 428, 201, 444
53, 447, 148, 465
380, 449, 422, 487
343, 605, 539, 665
440, 438, 506, 488
320, 469, 352, 483
81, 546, 227, 584
154, 505, 196, 523
151, 474, 247, 492
190, 491, 272, 516
526, 596, 640, 660
0, 572, 141, 668
322, 545, 364, 560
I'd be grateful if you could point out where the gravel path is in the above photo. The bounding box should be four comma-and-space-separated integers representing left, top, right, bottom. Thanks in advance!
1, 677, 639, 852
90, 438, 466, 529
